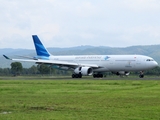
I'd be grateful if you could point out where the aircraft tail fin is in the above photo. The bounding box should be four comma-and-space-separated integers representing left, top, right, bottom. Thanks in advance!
32, 35, 51, 57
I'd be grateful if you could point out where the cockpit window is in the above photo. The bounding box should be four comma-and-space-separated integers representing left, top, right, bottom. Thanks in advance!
146, 59, 154, 61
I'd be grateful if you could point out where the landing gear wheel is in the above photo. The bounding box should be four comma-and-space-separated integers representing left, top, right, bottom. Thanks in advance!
93, 74, 103, 78
139, 74, 144, 78
93, 74, 96, 78
72, 74, 82, 78
78, 74, 82, 78
139, 71, 144, 78
72, 74, 75, 78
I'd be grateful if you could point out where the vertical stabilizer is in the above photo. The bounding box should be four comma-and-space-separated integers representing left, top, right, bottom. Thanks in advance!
32, 35, 51, 57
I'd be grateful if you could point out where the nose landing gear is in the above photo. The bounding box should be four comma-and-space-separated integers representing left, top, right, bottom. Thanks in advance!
139, 71, 144, 78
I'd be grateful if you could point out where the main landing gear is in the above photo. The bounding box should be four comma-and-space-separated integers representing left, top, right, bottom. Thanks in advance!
72, 73, 104, 78
93, 73, 103, 78
72, 73, 82, 78
139, 71, 144, 78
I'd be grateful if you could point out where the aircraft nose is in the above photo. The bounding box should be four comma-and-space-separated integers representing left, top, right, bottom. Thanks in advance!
152, 61, 159, 68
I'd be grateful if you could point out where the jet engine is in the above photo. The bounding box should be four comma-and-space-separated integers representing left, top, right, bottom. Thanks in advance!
74, 67, 93, 76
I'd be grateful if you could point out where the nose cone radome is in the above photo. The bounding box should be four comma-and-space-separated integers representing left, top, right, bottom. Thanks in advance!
147, 61, 158, 69
154, 61, 159, 68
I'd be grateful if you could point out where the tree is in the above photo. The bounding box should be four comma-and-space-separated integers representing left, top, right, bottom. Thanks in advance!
38, 64, 50, 75
11, 62, 23, 76
29, 65, 38, 74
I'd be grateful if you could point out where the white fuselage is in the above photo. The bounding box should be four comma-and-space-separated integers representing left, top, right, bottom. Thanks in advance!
48, 54, 158, 72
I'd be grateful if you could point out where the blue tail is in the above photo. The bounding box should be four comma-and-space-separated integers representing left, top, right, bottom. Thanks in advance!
32, 35, 50, 57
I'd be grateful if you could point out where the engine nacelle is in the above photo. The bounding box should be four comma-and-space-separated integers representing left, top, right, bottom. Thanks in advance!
113, 71, 130, 76
74, 67, 93, 76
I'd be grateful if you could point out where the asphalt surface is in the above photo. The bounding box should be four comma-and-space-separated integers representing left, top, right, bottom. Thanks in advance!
0, 76, 160, 80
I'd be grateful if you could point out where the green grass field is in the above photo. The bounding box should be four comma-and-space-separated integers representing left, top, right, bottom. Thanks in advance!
0, 77, 160, 120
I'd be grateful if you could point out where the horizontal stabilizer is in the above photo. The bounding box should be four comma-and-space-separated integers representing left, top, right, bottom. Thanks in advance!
3, 55, 12, 60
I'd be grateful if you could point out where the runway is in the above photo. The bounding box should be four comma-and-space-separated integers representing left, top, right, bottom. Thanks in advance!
0, 76, 159, 80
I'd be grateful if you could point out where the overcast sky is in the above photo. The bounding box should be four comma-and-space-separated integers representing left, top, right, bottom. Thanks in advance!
0, 0, 160, 49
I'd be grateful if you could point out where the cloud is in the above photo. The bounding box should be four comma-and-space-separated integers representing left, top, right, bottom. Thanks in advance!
0, 0, 160, 48
123, 0, 160, 12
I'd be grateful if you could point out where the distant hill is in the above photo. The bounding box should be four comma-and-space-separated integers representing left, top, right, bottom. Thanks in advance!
1, 45, 160, 68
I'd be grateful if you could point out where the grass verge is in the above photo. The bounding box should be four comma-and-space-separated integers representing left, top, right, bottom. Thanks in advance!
0, 77, 160, 120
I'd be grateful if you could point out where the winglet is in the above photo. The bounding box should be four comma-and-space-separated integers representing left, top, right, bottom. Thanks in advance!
3, 55, 12, 60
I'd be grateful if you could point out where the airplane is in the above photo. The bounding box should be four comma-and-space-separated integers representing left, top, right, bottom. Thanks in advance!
3, 35, 158, 78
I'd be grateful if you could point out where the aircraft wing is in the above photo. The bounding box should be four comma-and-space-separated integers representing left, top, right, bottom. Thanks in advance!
3, 55, 99, 68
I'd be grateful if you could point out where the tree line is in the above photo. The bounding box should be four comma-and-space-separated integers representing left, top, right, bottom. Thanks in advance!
0, 62, 72, 76
0, 62, 160, 76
